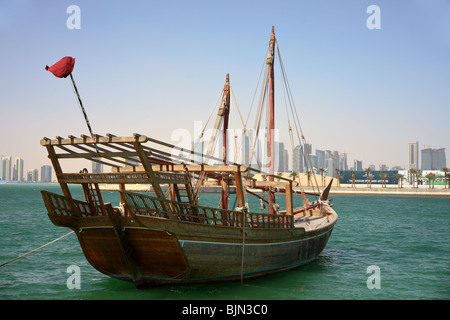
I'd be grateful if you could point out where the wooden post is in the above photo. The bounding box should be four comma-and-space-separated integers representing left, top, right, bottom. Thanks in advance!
234, 168, 246, 228
132, 135, 175, 219
285, 182, 293, 215
221, 177, 228, 210
119, 183, 128, 216
234, 169, 245, 208
105, 203, 143, 288
45, 144, 81, 217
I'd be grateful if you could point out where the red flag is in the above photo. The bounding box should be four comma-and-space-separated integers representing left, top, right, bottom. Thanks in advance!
45, 56, 75, 78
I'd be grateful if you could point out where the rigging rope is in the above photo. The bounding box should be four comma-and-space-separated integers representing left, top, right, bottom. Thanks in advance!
239, 207, 247, 284
275, 39, 321, 198
0, 231, 75, 267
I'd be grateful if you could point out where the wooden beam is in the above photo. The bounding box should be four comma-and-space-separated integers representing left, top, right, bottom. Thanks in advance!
45, 144, 81, 217
244, 180, 299, 187
104, 203, 143, 287
112, 164, 249, 173
57, 172, 151, 184
55, 151, 138, 159
132, 140, 175, 219
40, 134, 148, 146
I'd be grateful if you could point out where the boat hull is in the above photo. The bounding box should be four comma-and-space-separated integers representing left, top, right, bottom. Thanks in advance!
71, 215, 334, 287
77, 228, 331, 286
41, 190, 337, 287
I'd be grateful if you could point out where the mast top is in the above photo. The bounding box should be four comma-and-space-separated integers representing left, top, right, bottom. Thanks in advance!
267, 26, 275, 65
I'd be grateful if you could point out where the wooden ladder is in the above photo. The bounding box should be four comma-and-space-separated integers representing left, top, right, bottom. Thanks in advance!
80, 168, 105, 215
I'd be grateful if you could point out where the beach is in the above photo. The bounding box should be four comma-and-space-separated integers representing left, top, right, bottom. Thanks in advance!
303, 184, 450, 198
98, 182, 450, 198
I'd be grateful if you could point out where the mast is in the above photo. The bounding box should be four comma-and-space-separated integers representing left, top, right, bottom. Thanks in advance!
267, 26, 276, 214
222, 74, 231, 165
220, 74, 231, 209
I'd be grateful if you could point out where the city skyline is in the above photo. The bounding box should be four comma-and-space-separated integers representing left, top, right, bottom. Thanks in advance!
2, 138, 446, 183
1, 1, 449, 173
0, 154, 52, 182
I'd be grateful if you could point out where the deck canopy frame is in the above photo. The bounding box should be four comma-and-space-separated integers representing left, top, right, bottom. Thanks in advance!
41, 133, 308, 215
40, 133, 296, 186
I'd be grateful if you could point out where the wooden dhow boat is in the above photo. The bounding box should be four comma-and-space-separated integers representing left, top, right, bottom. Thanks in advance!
41, 27, 338, 288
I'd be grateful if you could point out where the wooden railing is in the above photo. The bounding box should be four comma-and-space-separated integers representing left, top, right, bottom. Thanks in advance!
121, 191, 294, 229
41, 190, 294, 229
41, 190, 106, 217
56, 171, 190, 185
57, 172, 151, 184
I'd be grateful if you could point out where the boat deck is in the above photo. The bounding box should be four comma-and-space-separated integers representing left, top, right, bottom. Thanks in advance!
293, 213, 335, 231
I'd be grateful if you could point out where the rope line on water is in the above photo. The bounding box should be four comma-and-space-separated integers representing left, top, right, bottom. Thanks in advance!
0, 231, 74, 267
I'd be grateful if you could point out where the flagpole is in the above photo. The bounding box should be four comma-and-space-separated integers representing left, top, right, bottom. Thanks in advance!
69, 73, 99, 153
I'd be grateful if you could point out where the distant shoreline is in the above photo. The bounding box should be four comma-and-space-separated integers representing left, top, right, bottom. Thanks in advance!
0, 182, 58, 185
2, 182, 448, 198
98, 183, 450, 198
305, 186, 450, 198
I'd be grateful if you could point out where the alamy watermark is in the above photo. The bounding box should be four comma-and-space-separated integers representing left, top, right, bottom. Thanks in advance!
66, 5, 81, 30
66, 265, 81, 289
366, 5, 381, 30
366, 265, 381, 289
65, 5, 380, 31
170, 121, 283, 172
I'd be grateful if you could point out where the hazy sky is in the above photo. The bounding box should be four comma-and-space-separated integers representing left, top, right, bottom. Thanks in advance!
1, 0, 449, 174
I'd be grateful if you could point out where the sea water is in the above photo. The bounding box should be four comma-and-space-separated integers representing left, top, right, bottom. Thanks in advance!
0, 184, 449, 300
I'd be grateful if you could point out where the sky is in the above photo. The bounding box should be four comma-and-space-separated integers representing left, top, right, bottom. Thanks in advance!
0, 0, 449, 175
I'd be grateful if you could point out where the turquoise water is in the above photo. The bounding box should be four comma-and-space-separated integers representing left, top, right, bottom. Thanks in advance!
0, 184, 449, 300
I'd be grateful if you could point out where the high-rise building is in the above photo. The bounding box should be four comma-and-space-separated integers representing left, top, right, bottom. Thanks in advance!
283, 149, 289, 172
408, 141, 419, 170
309, 154, 317, 173
274, 141, 285, 172
292, 143, 317, 173
1, 156, 12, 181
15, 157, 24, 181
325, 150, 334, 177
340, 153, 348, 171
292, 145, 303, 173
41, 165, 52, 182
434, 148, 447, 169
12, 164, 17, 181
27, 169, 34, 181
333, 151, 340, 176
421, 148, 432, 170
315, 149, 324, 171
354, 160, 363, 171
303, 143, 313, 172
33, 169, 39, 181
92, 160, 103, 174
421, 148, 446, 170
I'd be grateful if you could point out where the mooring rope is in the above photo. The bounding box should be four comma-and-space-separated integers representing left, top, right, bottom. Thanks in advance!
240, 208, 247, 284
0, 231, 74, 267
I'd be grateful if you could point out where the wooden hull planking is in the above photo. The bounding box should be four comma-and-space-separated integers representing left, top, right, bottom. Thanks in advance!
42, 190, 337, 287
